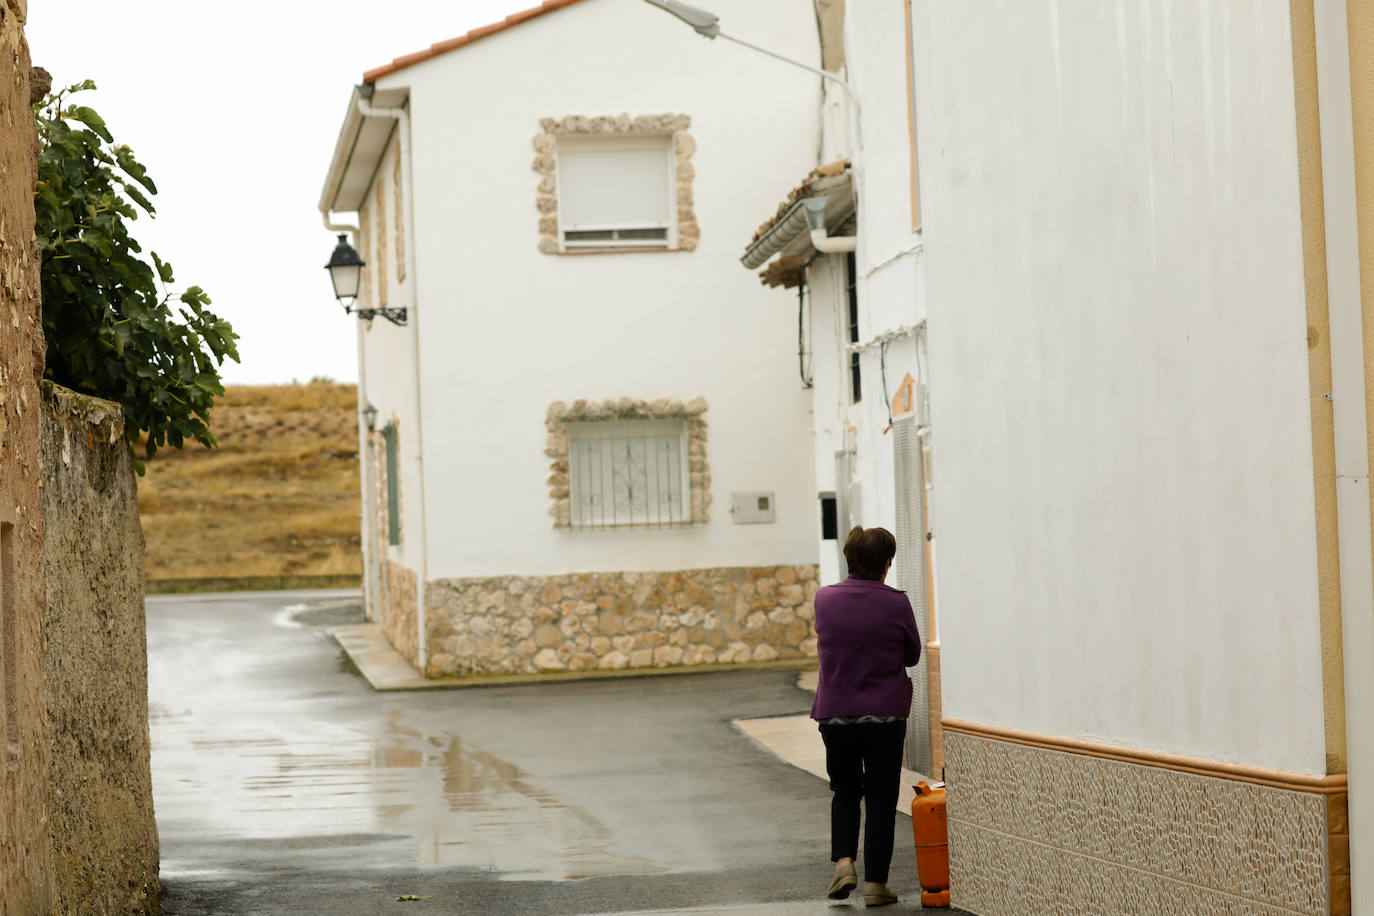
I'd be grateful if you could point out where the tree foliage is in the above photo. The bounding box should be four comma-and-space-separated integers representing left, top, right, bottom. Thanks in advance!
34, 81, 239, 472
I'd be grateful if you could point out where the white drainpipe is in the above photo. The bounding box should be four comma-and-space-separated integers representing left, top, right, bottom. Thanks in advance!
808, 227, 857, 254
1313, 0, 1373, 908
352, 314, 375, 622
356, 93, 430, 673
320, 214, 377, 623
802, 197, 857, 254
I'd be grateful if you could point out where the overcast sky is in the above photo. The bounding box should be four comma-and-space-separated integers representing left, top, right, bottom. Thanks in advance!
27, 1, 539, 385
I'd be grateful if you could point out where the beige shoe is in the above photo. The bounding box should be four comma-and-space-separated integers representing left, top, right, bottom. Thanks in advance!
863, 882, 898, 907
827, 862, 858, 899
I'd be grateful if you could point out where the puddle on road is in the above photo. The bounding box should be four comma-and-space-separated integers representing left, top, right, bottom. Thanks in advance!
152, 703, 663, 881
372, 711, 664, 880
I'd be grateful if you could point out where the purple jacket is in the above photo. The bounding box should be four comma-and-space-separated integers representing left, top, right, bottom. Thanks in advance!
810, 576, 922, 720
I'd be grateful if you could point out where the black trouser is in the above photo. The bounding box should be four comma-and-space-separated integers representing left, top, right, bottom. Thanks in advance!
819, 719, 907, 883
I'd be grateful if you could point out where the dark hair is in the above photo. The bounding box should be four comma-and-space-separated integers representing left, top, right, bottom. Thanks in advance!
843, 526, 896, 580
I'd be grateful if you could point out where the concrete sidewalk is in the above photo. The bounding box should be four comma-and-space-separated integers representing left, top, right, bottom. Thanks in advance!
733, 672, 932, 818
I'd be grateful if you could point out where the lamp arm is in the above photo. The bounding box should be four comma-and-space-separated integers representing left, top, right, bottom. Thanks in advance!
718, 31, 859, 113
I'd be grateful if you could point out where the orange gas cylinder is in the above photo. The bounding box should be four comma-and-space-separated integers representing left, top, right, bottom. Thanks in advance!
911, 781, 951, 908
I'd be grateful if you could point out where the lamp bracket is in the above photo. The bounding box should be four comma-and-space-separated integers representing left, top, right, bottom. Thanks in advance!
345, 303, 409, 326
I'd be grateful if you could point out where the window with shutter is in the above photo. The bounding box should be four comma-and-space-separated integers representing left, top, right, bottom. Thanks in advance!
556, 135, 674, 250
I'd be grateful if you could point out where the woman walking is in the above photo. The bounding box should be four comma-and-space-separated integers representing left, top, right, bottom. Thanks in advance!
812, 526, 921, 907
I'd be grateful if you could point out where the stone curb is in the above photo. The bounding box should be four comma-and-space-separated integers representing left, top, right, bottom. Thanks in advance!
331, 621, 817, 691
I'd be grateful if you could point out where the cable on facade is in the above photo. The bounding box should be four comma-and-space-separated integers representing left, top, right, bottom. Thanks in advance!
798, 273, 813, 389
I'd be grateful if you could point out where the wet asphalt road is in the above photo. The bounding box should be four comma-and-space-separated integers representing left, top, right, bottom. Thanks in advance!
146, 590, 930, 915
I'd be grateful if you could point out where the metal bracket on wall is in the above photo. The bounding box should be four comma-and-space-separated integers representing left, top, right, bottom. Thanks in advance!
347, 305, 408, 326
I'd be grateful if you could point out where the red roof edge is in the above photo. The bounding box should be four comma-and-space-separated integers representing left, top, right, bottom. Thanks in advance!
362, 0, 591, 84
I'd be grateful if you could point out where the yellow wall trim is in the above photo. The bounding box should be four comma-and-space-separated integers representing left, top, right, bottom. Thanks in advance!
1290, 0, 1348, 775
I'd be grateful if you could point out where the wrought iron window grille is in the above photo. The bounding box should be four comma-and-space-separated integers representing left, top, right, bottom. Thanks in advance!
567, 419, 689, 530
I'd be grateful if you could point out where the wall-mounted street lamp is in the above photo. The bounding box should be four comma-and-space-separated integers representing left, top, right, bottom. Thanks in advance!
324, 234, 407, 326
643, 0, 720, 36
643, 0, 859, 113
361, 402, 378, 431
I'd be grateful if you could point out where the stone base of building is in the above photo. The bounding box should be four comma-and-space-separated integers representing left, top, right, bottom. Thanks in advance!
379, 560, 419, 664
421, 564, 819, 678
944, 727, 1349, 916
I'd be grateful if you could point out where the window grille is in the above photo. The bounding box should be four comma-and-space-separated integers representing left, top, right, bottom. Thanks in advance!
567, 419, 689, 529
562, 227, 669, 249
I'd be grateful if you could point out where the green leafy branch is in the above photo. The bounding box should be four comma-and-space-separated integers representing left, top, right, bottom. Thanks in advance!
35, 81, 240, 473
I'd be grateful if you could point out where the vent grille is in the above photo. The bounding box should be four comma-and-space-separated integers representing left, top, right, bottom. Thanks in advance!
563, 226, 669, 250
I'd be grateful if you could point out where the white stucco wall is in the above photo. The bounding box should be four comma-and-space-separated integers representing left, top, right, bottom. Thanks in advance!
367, 0, 822, 579
804, 256, 844, 585
810, 2, 929, 599
357, 130, 425, 572
914, 0, 1326, 773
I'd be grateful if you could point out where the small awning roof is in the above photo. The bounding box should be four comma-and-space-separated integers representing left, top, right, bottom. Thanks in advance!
740, 159, 854, 273
317, 85, 410, 216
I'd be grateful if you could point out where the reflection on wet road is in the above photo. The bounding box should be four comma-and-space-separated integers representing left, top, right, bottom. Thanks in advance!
146, 590, 842, 915
149, 594, 663, 882
368, 712, 663, 878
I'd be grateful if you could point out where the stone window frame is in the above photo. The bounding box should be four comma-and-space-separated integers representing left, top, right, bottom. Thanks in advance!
546, 397, 710, 528
532, 114, 699, 255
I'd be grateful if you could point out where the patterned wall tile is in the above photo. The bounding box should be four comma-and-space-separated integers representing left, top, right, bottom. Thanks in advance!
946, 733, 1331, 915
951, 821, 1321, 916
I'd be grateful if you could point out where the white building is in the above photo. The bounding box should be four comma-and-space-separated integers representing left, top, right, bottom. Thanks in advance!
735, 0, 939, 778
741, 0, 1367, 912
316, 0, 827, 680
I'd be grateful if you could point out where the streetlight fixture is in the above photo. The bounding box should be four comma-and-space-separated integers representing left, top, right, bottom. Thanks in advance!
361, 402, 379, 431
325, 234, 364, 303
323, 234, 408, 326
643, 0, 719, 37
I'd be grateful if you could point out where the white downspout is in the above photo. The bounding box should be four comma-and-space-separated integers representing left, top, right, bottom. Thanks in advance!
1313, 0, 1374, 909
322, 213, 358, 238
353, 320, 375, 621
808, 227, 857, 254
320, 213, 376, 623
356, 93, 430, 673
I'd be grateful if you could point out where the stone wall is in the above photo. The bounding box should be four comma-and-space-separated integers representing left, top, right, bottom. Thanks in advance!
0, 8, 56, 911
382, 559, 419, 666
424, 564, 819, 678
40, 383, 159, 915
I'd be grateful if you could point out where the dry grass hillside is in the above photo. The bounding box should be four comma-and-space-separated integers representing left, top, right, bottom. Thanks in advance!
137, 381, 362, 584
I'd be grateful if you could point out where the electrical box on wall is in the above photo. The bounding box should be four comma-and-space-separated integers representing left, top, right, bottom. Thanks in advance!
730, 491, 776, 524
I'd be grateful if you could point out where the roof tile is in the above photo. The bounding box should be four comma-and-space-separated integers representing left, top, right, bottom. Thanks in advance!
362, 0, 590, 83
